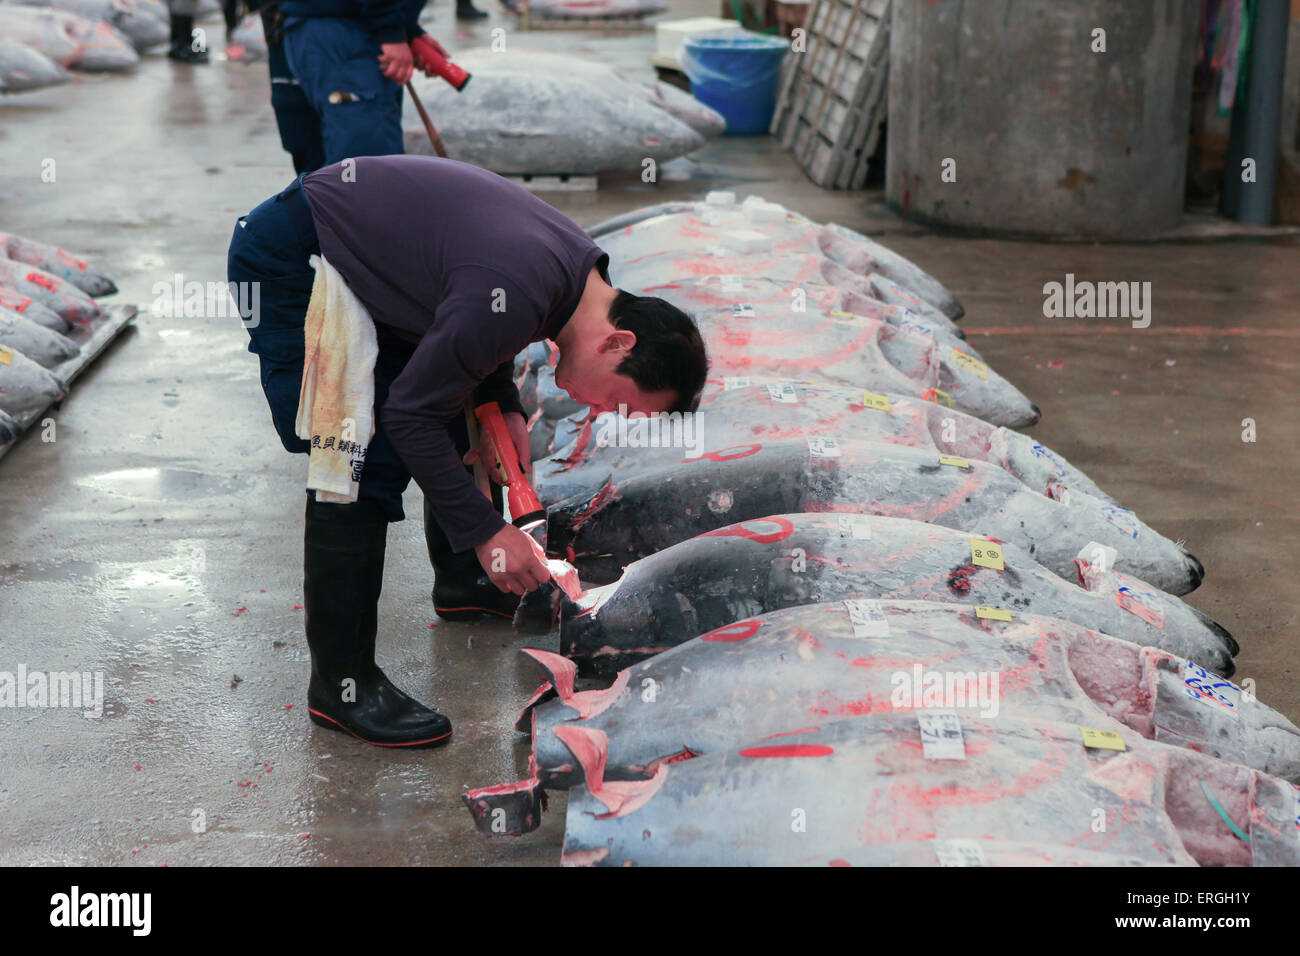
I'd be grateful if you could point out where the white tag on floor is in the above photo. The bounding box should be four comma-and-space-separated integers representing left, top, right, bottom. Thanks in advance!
843, 599, 888, 637
918, 711, 966, 760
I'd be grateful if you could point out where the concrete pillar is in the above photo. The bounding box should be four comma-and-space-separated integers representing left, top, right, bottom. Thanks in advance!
886, 0, 1199, 238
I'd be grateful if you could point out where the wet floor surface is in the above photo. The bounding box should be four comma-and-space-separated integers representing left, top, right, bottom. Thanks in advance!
1, 1, 1297, 866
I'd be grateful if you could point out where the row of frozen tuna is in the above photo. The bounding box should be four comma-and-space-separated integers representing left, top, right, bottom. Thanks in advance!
0, 231, 118, 440
404, 49, 726, 175
473, 194, 1300, 865
0, 0, 171, 86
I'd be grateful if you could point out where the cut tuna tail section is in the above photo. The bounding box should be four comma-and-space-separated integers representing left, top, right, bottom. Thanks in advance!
461, 735, 549, 837
552, 725, 670, 818
515, 648, 629, 731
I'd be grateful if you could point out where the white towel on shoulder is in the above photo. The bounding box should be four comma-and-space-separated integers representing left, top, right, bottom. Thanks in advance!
295, 254, 379, 504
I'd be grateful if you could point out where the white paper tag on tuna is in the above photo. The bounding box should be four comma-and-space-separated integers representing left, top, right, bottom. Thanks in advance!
1078, 541, 1118, 574
732, 303, 755, 318
767, 382, 798, 403
918, 711, 965, 760
837, 515, 872, 539
806, 436, 841, 458
722, 377, 752, 391
843, 599, 888, 637
1182, 660, 1241, 718
935, 839, 987, 867
720, 274, 743, 291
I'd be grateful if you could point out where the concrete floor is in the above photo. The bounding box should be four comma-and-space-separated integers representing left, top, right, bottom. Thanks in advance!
0, 1, 1297, 866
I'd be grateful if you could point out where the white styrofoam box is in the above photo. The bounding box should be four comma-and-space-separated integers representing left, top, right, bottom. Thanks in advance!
705, 190, 737, 206
655, 16, 746, 63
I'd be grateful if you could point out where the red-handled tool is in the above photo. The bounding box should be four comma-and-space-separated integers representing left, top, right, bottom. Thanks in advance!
474, 401, 546, 533
411, 35, 471, 91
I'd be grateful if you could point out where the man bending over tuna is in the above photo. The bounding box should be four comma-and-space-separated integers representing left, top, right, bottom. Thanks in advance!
227, 155, 707, 749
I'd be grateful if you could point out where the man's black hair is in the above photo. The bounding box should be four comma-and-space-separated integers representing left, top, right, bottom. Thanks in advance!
608, 290, 709, 413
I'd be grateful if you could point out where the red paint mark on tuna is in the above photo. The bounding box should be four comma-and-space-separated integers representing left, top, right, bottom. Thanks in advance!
702, 516, 794, 544
25, 271, 57, 292
739, 744, 835, 758
762, 726, 822, 739
947, 563, 978, 594
692, 443, 762, 463
701, 619, 762, 642
828, 858, 852, 867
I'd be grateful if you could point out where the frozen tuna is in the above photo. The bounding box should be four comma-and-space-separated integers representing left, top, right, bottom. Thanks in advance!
404, 70, 705, 176
545, 439, 1203, 595
0, 343, 68, 418
0, 6, 140, 71
500, 0, 667, 19
599, 196, 963, 319
452, 49, 725, 138
535, 513, 1234, 676
539, 383, 1105, 507
517, 602, 1298, 793
617, 252, 964, 341
555, 714, 1299, 865
0, 308, 80, 368
0, 232, 117, 297
0, 408, 20, 445
0, 259, 100, 325
0, 286, 70, 333
14, 0, 169, 50
0, 39, 67, 93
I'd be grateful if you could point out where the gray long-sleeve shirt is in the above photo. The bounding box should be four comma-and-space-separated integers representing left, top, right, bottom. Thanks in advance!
301, 155, 608, 552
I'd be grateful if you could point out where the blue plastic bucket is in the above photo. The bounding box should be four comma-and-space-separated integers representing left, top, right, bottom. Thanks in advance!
681, 34, 789, 136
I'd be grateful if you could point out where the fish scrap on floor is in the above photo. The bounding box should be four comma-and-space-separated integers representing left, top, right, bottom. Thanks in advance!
522, 512, 1234, 676
554, 714, 1300, 866
543, 439, 1204, 595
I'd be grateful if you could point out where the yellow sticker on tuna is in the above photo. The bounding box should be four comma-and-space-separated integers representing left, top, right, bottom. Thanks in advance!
1078, 726, 1127, 751
952, 348, 988, 379
975, 606, 1012, 621
829, 309, 854, 318
939, 455, 971, 469
924, 388, 954, 408
861, 391, 891, 412
970, 538, 1004, 570
0, 346, 12, 366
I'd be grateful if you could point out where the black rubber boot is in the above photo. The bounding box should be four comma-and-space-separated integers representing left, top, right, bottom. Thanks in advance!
304, 497, 452, 748
168, 14, 210, 63
456, 0, 489, 20
425, 497, 519, 622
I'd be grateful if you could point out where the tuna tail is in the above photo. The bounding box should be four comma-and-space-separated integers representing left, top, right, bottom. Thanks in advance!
461, 777, 548, 837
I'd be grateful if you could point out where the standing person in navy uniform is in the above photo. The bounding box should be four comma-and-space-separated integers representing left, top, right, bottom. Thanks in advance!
258, 0, 449, 173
